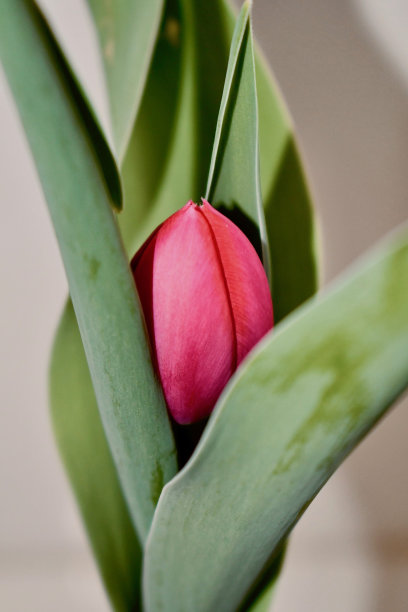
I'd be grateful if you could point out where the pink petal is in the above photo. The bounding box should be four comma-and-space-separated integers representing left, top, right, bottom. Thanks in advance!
132, 200, 273, 425
200, 200, 273, 364
133, 202, 236, 424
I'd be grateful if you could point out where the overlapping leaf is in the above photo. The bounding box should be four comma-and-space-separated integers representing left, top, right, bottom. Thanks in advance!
50, 303, 142, 611
0, 0, 177, 552
118, 0, 199, 255
144, 226, 408, 612
206, 2, 270, 278
86, 0, 164, 159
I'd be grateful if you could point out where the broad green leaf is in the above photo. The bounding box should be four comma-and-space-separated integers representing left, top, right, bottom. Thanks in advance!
144, 224, 408, 612
47, 11, 185, 591
118, 0, 232, 255
50, 302, 142, 612
86, 0, 164, 160
5, 1, 122, 210
0, 0, 177, 544
206, 2, 270, 279
118, 0, 193, 255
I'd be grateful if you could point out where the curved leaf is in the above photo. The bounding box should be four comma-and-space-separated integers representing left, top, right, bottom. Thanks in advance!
206, 2, 270, 279
118, 0, 189, 256
144, 224, 408, 612
118, 0, 233, 254
86, 0, 164, 160
0, 0, 177, 544
50, 302, 142, 611
5, 0, 122, 210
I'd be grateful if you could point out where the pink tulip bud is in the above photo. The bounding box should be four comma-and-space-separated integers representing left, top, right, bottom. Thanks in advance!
131, 199, 273, 424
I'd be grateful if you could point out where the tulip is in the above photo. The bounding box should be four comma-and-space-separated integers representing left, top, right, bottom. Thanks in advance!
131, 199, 273, 424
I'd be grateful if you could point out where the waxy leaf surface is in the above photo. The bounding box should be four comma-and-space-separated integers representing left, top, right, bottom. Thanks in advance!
144, 225, 408, 612
86, 0, 164, 159
206, 2, 270, 278
50, 302, 142, 611
0, 0, 177, 549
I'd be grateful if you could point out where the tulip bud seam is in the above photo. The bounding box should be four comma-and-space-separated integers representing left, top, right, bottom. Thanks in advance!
195, 204, 238, 372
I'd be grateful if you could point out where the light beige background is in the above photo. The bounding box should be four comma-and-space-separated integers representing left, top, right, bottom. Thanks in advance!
0, 1, 407, 610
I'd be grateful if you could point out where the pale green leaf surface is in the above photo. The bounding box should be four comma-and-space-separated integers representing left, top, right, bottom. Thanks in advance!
118, 0, 198, 256
50, 302, 142, 612
86, 0, 164, 160
206, 2, 270, 279
144, 225, 408, 612
25, 3, 125, 211
118, 2, 183, 254
0, 0, 177, 544
5, 0, 122, 210
118, 0, 236, 256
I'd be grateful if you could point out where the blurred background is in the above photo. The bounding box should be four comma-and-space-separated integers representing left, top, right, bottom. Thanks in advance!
0, 0, 407, 610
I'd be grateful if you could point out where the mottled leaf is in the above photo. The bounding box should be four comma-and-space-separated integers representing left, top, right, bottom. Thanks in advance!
144, 225, 408, 612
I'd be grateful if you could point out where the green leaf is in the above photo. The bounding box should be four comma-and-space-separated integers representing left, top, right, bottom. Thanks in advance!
117, 0, 188, 255
3, 2, 122, 210
86, 0, 164, 160
118, 0, 242, 256
205, 2, 270, 279
114, 0, 230, 254
46, 13, 186, 589
144, 224, 408, 612
50, 302, 142, 612
0, 0, 177, 544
